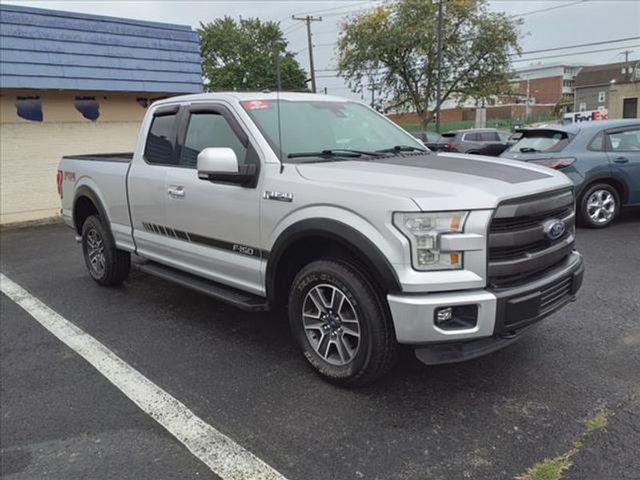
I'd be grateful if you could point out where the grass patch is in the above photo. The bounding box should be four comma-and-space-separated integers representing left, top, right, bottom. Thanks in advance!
516, 454, 573, 480
515, 411, 611, 480
584, 413, 608, 434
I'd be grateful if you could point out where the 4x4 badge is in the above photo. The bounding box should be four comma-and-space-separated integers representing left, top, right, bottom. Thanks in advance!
263, 191, 293, 202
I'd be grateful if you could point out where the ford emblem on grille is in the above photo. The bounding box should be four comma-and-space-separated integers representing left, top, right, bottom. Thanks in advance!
543, 219, 566, 240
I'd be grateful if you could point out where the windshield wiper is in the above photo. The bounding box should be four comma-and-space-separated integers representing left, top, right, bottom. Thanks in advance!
519, 147, 540, 153
287, 148, 383, 159
376, 145, 428, 153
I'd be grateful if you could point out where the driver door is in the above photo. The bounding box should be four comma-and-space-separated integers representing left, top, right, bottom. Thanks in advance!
162, 104, 264, 295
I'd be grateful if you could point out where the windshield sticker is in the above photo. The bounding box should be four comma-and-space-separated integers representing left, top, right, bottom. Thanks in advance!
242, 100, 271, 110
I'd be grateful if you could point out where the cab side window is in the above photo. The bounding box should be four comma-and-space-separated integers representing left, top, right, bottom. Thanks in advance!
180, 112, 247, 168
144, 113, 177, 164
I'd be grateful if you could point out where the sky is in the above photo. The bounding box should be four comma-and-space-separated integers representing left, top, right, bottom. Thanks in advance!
4, 0, 640, 101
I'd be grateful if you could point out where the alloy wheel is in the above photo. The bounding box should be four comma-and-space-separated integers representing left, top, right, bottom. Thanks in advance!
586, 189, 616, 224
302, 284, 361, 366
86, 228, 106, 277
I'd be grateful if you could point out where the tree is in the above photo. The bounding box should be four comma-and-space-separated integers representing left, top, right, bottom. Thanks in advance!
199, 17, 308, 92
338, 0, 521, 128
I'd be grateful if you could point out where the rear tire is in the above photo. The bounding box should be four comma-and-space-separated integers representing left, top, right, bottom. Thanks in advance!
288, 259, 397, 387
578, 183, 620, 228
81, 215, 130, 286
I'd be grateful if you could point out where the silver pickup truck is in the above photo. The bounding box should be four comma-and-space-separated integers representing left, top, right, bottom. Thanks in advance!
59, 92, 584, 386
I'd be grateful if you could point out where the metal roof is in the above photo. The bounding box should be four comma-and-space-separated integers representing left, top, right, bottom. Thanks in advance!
0, 3, 203, 93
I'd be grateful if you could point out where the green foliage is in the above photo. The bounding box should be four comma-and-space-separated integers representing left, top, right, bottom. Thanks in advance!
338, 0, 521, 128
199, 17, 308, 92
553, 95, 574, 116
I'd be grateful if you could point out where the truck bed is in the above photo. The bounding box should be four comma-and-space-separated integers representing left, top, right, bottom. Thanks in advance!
62, 153, 133, 163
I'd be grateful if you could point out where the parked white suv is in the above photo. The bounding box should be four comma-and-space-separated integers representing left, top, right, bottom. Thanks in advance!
58, 92, 584, 386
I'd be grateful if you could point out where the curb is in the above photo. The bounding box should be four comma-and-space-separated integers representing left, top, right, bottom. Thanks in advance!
0, 215, 64, 232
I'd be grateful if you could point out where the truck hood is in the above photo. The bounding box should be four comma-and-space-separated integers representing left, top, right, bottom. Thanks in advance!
295, 152, 571, 211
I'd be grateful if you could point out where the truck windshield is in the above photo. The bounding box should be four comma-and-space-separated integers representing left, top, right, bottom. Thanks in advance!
241, 99, 425, 162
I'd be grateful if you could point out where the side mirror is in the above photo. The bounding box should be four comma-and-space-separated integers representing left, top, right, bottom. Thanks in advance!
196, 147, 257, 187
197, 147, 238, 175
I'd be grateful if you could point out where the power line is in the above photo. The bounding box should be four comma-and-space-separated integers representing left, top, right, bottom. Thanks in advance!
510, 0, 587, 18
512, 44, 640, 63
313, 36, 640, 73
514, 36, 640, 56
317, 44, 640, 78
282, 23, 305, 35
291, 1, 373, 17
311, 35, 640, 64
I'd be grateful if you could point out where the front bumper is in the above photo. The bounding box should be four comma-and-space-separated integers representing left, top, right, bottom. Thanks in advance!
387, 251, 584, 364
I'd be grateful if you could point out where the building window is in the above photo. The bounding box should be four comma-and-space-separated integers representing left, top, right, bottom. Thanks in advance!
15, 96, 43, 122
579, 102, 587, 112
598, 91, 606, 103
74, 97, 100, 121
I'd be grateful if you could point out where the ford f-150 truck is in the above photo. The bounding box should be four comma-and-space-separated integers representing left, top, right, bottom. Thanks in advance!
58, 92, 584, 386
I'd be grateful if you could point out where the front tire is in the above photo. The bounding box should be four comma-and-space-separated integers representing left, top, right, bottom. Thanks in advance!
578, 183, 620, 228
288, 259, 397, 386
81, 215, 130, 286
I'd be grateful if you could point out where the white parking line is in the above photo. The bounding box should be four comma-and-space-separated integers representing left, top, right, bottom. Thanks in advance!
0, 273, 287, 480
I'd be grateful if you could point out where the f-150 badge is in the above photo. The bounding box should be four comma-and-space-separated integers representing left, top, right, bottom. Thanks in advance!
263, 191, 293, 202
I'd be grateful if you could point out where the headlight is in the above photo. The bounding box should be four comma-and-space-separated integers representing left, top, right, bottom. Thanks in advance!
393, 211, 468, 270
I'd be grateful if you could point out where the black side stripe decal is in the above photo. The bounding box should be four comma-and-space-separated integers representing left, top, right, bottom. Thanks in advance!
141, 222, 268, 258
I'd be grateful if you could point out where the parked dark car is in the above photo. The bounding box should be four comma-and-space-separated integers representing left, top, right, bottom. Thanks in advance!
501, 119, 640, 228
411, 131, 445, 151
438, 128, 510, 156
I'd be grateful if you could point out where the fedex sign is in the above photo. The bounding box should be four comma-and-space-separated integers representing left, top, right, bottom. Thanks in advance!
564, 109, 609, 123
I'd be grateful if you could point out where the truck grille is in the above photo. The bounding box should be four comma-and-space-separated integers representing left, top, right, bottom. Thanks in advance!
488, 188, 575, 289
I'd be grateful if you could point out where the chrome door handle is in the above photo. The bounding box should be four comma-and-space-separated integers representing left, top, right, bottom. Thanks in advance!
167, 186, 185, 198
614, 157, 629, 164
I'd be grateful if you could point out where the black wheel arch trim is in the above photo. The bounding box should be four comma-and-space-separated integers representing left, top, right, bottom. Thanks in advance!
265, 218, 402, 304
72, 186, 112, 237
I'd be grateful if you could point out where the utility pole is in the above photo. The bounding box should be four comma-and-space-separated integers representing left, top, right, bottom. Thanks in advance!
368, 83, 377, 109
434, 0, 444, 133
620, 49, 634, 80
292, 15, 322, 93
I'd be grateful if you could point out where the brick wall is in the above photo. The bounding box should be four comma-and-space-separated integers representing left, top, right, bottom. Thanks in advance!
0, 121, 140, 224
0, 90, 152, 224
515, 76, 564, 104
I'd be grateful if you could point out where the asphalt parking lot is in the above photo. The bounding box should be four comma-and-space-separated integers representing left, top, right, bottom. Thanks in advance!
1, 209, 639, 480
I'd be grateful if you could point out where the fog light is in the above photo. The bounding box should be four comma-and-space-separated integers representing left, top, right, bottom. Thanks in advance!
435, 307, 453, 325
434, 305, 479, 330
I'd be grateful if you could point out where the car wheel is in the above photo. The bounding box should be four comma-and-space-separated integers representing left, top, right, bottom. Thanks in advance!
578, 183, 620, 228
81, 215, 131, 285
288, 259, 397, 387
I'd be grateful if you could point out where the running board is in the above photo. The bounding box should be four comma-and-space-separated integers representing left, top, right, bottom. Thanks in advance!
137, 262, 270, 312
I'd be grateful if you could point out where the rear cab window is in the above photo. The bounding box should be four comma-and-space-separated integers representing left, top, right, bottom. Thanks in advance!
144, 112, 178, 164
508, 129, 572, 154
